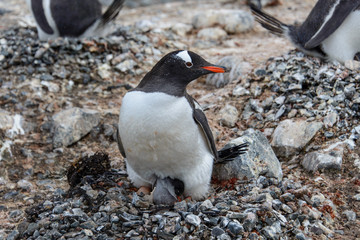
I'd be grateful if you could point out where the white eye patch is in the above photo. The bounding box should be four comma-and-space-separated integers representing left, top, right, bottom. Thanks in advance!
176, 50, 192, 64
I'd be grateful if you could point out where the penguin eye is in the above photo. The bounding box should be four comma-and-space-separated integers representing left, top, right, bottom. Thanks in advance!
185, 62, 193, 68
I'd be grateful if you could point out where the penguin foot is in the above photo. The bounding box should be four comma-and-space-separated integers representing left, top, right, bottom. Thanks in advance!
137, 186, 152, 196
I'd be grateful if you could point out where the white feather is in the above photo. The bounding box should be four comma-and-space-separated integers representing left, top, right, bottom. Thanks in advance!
176, 50, 192, 63
322, 10, 360, 63
118, 91, 214, 199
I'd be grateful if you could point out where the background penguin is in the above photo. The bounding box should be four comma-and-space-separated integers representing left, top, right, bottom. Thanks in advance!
250, 0, 360, 63
117, 50, 248, 205
26, 0, 125, 40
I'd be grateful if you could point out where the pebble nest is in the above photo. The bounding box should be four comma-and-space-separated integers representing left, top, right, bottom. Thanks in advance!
1, 4, 360, 240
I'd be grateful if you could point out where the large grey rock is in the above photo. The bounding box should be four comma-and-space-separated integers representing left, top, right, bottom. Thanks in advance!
271, 119, 323, 158
213, 129, 282, 181
206, 56, 252, 87
52, 108, 101, 147
192, 10, 254, 34
301, 142, 345, 172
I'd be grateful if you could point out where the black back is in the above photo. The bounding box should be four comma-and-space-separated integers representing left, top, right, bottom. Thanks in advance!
51, 0, 101, 37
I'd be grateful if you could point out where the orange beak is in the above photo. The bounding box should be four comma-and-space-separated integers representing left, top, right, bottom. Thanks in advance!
202, 66, 227, 73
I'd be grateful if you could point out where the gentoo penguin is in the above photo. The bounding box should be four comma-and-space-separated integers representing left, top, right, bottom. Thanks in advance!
26, 0, 125, 40
117, 50, 248, 205
250, 1, 360, 63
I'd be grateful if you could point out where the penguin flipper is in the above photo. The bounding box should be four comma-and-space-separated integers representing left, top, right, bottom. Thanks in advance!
116, 127, 126, 158
98, 0, 125, 27
192, 108, 219, 160
305, 1, 360, 48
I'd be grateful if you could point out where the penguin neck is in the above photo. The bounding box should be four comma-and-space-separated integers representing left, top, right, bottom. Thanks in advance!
135, 74, 189, 97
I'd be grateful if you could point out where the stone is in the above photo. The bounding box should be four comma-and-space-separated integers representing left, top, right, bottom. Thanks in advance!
301, 142, 345, 172
345, 59, 360, 70
171, 23, 193, 37
211, 227, 225, 237
0, 110, 13, 130
52, 108, 101, 147
217, 10, 254, 34
243, 212, 257, 232
227, 221, 244, 235
0, 140, 13, 162
115, 59, 137, 73
342, 210, 356, 221
218, 105, 239, 127
185, 214, 201, 227
323, 112, 338, 128
197, 27, 227, 41
213, 129, 282, 181
261, 225, 279, 240
192, 10, 219, 29
353, 194, 360, 201
271, 119, 323, 158
192, 10, 254, 34
232, 85, 250, 96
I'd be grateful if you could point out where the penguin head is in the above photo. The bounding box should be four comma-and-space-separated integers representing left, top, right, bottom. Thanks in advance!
143, 50, 227, 85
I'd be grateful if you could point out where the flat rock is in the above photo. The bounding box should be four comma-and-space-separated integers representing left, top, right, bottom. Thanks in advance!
192, 10, 254, 34
271, 119, 323, 158
52, 108, 101, 148
213, 129, 282, 181
301, 142, 345, 172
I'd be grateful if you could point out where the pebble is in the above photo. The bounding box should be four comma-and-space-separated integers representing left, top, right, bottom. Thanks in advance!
185, 214, 201, 227
52, 107, 101, 147
301, 142, 344, 172
271, 119, 323, 158
218, 104, 239, 128
342, 210, 356, 221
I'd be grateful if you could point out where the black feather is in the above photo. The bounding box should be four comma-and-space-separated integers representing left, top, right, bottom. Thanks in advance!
99, 0, 125, 27
249, 3, 288, 36
217, 142, 249, 164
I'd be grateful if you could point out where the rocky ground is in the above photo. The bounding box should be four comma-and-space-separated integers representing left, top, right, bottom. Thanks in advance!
1, 0, 360, 239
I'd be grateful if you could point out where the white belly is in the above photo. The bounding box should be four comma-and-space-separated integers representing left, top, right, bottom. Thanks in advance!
118, 91, 214, 199
322, 10, 360, 63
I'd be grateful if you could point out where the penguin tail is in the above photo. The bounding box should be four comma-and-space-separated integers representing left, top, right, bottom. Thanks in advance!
249, 3, 288, 36
216, 142, 249, 164
98, 0, 125, 28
